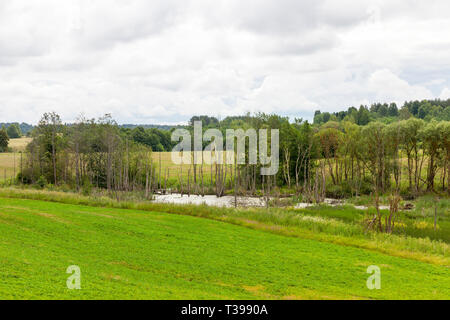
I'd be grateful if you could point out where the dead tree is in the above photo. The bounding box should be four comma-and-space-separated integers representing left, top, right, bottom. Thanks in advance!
187, 168, 191, 197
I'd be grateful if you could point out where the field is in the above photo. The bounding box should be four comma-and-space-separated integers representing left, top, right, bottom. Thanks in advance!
0, 153, 19, 182
0, 138, 30, 182
8, 137, 32, 152
150, 151, 232, 181
0, 192, 449, 299
0, 139, 228, 183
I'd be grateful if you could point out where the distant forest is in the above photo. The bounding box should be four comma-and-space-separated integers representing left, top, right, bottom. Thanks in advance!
313, 98, 450, 125
0, 123, 34, 136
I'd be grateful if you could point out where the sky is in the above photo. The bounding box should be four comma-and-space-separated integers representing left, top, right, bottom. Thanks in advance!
0, 0, 450, 125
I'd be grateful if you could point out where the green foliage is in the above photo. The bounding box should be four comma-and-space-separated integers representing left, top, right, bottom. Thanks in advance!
128, 126, 172, 151
356, 105, 370, 125
6, 123, 21, 138
0, 126, 9, 152
22, 113, 154, 191
36, 175, 47, 189
314, 99, 450, 126
81, 178, 93, 196
0, 123, 33, 135
388, 103, 399, 117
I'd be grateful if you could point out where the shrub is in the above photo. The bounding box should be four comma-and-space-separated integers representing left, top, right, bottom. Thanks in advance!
35, 176, 47, 189
81, 178, 93, 196
326, 184, 345, 199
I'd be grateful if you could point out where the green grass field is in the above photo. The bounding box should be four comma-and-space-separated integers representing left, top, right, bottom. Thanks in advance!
0, 196, 448, 299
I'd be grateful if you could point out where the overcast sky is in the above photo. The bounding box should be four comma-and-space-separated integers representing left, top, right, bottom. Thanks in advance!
1, 0, 450, 124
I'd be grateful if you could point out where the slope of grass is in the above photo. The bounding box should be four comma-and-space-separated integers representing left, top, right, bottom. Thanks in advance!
0, 197, 448, 300
0, 187, 448, 266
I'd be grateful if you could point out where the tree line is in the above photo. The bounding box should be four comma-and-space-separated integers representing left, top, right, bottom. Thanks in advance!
314, 98, 450, 125
10, 111, 450, 202
21, 113, 157, 195
182, 114, 449, 199
0, 123, 23, 152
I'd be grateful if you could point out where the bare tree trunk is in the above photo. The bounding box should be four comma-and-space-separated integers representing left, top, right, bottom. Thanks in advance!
327, 158, 336, 185
166, 169, 169, 194
253, 165, 256, 195
234, 155, 237, 208
321, 161, 326, 201
13, 152, 16, 183
179, 163, 183, 196
187, 168, 191, 197
159, 152, 162, 191
52, 129, 57, 185
145, 164, 149, 199
75, 144, 80, 190
295, 149, 300, 191
283, 147, 291, 188
201, 164, 204, 197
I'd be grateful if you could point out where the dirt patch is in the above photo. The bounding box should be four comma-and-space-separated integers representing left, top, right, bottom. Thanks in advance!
33, 212, 72, 224
75, 211, 118, 219
102, 273, 125, 281
242, 285, 274, 298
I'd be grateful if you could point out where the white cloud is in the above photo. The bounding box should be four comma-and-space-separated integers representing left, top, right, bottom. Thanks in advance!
439, 88, 450, 100
0, 0, 449, 124
367, 69, 434, 104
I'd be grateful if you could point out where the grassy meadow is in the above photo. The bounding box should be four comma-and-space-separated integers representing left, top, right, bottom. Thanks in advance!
0, 138, 448, 300
0, 196, 448, 299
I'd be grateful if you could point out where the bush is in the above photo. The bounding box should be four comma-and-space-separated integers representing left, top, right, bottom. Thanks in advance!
326, 184, 345, 199
16, 169, 33, 185
81, 178, 93, 196
35, 176, 47, 189
359, 178, 374, 196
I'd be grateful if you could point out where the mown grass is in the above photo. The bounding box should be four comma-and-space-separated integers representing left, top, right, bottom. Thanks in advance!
0, 197, 448, 300
0, 187, 448, 267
